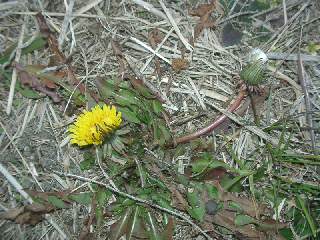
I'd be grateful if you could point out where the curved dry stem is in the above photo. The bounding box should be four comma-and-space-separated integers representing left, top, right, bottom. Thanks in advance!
175, 91, 246, 145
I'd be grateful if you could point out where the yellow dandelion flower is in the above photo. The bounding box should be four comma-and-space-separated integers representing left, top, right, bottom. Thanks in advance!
68, 104, 122, 146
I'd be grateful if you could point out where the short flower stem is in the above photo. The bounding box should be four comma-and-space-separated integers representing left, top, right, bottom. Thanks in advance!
174, 90, 246, 145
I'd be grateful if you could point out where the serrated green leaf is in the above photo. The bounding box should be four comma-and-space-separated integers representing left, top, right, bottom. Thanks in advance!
296, 195, 317, 238
97, 188, 111, 207
153, 123, 163, 145
147, 174, 167, 189
152, 100, 163, 115
131, 80, 153, 98
127, 206, 140, 240
17, 83, 43, 99
151, 194, 172, 210
118, 107, 141, 124
80, 151, 95, 171
176, 174, 189, 186
234, 214, 257, 226
0, 35, 47, 64
186, 186, 206, 221
114, 89, 138, 107
187, 206, 206, 222
138, 108, 152, 125
47, 195, 66, 208
220, 175, 243, 192
96, 205, 104, 227
96, 78, 116, 99
69, 192, 92, 205
205, 184, 219, 199
192, 153, 228, 174
111, 135, 126, 153
279, 228, 294, 240
228, 202, 243, 212
158, 122, 171, 142
187, 188, 202, 207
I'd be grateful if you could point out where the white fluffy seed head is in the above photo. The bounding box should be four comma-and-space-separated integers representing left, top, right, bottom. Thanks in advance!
248, 48, 268, 64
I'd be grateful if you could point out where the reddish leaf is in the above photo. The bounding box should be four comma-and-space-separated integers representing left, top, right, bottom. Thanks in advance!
109, 208, 132, 240
202, 167, 227, 181
189, 0, 218, 45
0, 203, 55, 225
25, 189, 72, 203
15, 62, 61, 103
35, 12, 99, 103
111, 40, 127, 87
148, 29, 163, 76
161, 217, 175, 240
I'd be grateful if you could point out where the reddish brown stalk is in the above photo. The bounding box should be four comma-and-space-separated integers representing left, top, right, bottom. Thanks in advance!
175, 91, 246, 144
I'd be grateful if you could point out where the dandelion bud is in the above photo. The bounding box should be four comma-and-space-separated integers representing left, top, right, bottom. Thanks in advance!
240, 48, 268, 86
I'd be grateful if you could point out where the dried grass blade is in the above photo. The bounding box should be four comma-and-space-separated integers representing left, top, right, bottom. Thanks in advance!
297, 53, 316, 152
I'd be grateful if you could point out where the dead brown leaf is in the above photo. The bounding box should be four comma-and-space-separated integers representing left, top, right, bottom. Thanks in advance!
189, 0, 217, 45
15, 62, 61, 103
0, 203, 55, 225
111, 40, 127, 88
79, 195, 97, 240
162, 217, 175, 240
35, 12, 99, 103
205, 181, 287, 239
211, 181, 269, 218
25, 189, 72, 203
148, 29, 163, 77
207, 211, 265, 239
202, 166, 227, 181
172, 58, 189, 73
147, 163, 188, 211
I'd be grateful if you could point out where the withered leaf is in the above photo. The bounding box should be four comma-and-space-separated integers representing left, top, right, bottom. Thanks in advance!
111, 39, 127, 86
35, 12, 99, 103
189, 0, 217, 45
172, 58, 189, 73
15, 62, 61, 103
202, 166, 227, 181
0, 203, 55, 225
148, 29, 163, 77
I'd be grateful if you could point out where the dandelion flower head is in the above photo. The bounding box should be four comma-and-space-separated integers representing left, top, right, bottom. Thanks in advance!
69, 104, 122, 146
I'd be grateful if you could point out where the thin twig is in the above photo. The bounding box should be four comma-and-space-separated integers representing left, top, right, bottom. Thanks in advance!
96, 146, 119, 191
6, 17, 26, 115
267, 1, 311, 51
0, 120, 43, 190
0, 163, 67, 239
217, 11, 257, 25
0, 163, 33, 204
140, 27, 175, 73
267, 52, 320, 62
132, 0, 167, 20
158, 0, 193, 52
8, 11, 106, 18
282, 0, 288, 25
267, 65, 302, 96
61, 173, 215, 240
130, 37, 171, 65
297, 53, 316, 152
74, 0, 103, 16
58, 0, 75, 48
